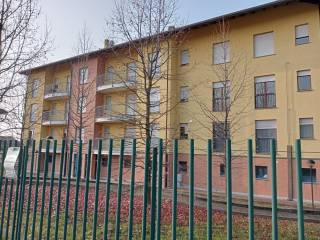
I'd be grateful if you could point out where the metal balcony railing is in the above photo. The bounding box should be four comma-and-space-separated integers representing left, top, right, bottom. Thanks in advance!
44, 79, 70, 99
96, 73, 136, 90
95, 105, 135, 122
93, 138, 133, 154
42, 110, 68, 125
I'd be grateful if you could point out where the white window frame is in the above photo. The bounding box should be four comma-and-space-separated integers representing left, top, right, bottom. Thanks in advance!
181, 50, 189, 65
31, 79, 39, 98
254, 32, 274, 58
79, 67, 88, 84
180, 86, 189, 102
213, 41, 230, 64
299, 118, 314, 139
150, 87, 160, 113
295, 24, 309, 45
297, 70, 311, 91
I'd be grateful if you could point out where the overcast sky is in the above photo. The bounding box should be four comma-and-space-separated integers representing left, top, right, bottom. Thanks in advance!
40, 0, 273, 62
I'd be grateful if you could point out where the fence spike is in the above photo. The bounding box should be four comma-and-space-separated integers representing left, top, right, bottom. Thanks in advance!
226, 139, 232, 240
271, 139, 278, 240
156, 139, 164, 240
247, 139, 254, 240
128, 139, 136, 240
207, 139, 213, 240
141, 138, 150, 240
172, 139, 178, 240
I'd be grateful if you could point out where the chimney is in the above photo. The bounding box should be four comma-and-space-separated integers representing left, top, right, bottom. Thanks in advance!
168, 25, 175, 31
104, 39, 114, 48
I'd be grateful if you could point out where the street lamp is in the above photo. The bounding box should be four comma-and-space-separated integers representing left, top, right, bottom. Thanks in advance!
308, 159, 315, 209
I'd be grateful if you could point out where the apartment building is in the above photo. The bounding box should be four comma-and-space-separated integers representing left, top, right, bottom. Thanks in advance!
21, 0, 320, 201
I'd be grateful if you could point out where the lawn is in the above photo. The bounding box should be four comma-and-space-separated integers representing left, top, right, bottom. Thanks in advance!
0, 184, 319, 239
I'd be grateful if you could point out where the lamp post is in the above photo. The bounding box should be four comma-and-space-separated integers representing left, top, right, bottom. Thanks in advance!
308, 159, 315, 209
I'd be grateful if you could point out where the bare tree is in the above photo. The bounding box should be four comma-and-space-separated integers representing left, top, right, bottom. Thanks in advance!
68, 23, 95, 144
193, 20, 252, 170
0, 0, 50, 139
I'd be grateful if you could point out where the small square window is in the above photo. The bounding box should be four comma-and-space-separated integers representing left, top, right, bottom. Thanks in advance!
297, 70, 311, 91
180, 123, 188, 140
219, 164, 225, 176
213, 42, 230, 64
180, 86, 188, 102
299, 118, 314, 139
255, 166, 268, 179
254, 32, 274, 57
295, 24, 309, 45
178, 161, 187, 173
302, 168, 316, 183
181, 50, 189, 65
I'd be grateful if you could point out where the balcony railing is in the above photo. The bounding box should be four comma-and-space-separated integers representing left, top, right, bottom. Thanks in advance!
42, 110, 68, 125
44, 79, 70, 100
40, 138, 64, 153
95, 105, 135, 123
96, 74, 136, 93
93, 138, 133, 155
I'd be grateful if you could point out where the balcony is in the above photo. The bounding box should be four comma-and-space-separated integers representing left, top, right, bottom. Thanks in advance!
44, 80, 70, 100
42, 110, 68, 126
93, 138, 133, 155
96, 74, 136, 93
40, 139, 64, 153
95, 105, 135, 123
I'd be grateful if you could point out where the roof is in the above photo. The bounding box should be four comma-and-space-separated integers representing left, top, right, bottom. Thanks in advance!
20, 0, 319, 75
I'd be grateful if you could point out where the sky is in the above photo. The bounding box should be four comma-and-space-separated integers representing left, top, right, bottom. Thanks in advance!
40, 0, 273, 62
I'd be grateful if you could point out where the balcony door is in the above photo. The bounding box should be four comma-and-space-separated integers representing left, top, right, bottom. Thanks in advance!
105, 96, 112, 112
126, 94, 136, 116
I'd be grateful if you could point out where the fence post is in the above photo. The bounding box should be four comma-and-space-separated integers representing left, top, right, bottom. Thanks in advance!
103, 139, 113, 240
31, 140, 43, 239
82, 139, 92, 240
141, 139, 150, 240
189, 139, 194, 240
172, 139, 178, 240
295, 139, 305, 240
226, 139, 232, 240
72, 140, 82, 240
0, 178, 8, 238
150, 147, 158, 240
11, 142, 24, 240
38, 140, 51, 239
247, 139, 254, 240
156, 139, 163, 240
92, 139, 102, 239
5, 180, 13, 240
54, 139, 66, 240
24, 140, 36, 240
128, 139, 136, 240
46, 140, 57, 239
271, 139, 278, 240
207, 139, 213, 240
115, 139, 125, 240
0, 141, 7, 197
63, 140, 74, 240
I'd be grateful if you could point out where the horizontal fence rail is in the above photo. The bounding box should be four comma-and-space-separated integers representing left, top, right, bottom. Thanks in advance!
0, 138, 316, 239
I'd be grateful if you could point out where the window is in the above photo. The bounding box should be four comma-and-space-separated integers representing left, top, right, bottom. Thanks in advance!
150, 123, 160, 148
255, 120, 277, 154
126, 94, 136, 116
255, 75, 276, 108
213, 81, 230, 112
302, 168, 316, 183
79, 67, 88, 84
127, 62, 136, 82
180, 86, 188, 102
254, 32, 274, 57
297, 70, 311, 91
124, 156, 131, 168
179, 123, 188, 140
106, 67, 114, 81
30, 104, 38, 122
255, 166, 268, 179
103, 127, 110, 139
220, 164, 225, 176
28, 129, 34, 140
31, 80, 39, 98
78, 96, 87, 113
213, 41, 230, 64
181, 50, 189, 65
105, 96, 112, 111
178, 161, 188, 173
213, 122, 230, 152
76, 127, 85, 143
299, 118, 314, 139
150, 87, 160, 113
295, 24, 309, 45
149, 53, 161, 77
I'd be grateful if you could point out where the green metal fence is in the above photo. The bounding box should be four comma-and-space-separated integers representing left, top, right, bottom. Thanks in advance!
0, 138, 312, 239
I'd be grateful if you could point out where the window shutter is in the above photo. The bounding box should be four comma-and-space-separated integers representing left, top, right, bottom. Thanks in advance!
256, 120, 276, 129
254, 32, 274, 57
296, 24, 308, 38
